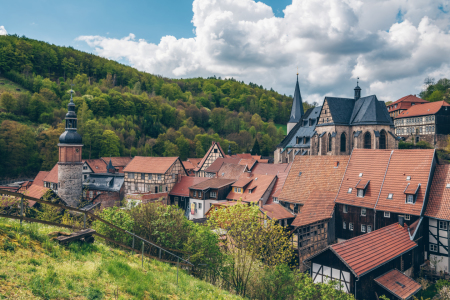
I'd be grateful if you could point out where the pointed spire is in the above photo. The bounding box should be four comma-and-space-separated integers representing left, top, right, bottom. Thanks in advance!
354, 77, 361, 100
289, 73, 304, 123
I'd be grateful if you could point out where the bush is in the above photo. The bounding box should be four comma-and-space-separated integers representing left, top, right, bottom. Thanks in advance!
93, 207, 134, 246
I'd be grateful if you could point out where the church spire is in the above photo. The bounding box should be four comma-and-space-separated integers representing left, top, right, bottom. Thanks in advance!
289, 73, 304, 123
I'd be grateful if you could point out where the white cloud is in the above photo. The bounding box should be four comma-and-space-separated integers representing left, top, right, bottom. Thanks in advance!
77, 0, 450, 102
0, 26, 7, 35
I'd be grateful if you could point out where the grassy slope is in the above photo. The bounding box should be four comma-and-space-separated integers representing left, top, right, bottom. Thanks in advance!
0, 76, 27, 100
0, 219, 240, 300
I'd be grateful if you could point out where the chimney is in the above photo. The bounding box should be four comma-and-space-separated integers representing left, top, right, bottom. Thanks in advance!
398, 215, 404, 227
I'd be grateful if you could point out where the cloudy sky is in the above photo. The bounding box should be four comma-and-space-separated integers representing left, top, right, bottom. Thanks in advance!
1, 0, 450, 103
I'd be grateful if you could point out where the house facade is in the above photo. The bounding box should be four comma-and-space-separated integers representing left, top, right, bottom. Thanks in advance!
194, 142, 226, 177
83, 172, 125, 209
387, 94, 428, 119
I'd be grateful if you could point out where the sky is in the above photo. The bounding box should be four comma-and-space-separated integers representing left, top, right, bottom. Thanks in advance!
1, 0, 450, 103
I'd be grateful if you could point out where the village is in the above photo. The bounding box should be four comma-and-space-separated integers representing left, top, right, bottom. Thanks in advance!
2, 75, 450, 300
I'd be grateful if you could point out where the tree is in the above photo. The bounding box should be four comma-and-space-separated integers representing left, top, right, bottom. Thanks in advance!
251, 138, 261, 155
0, 92, 16, 112
176, 136, 190, 161
163, 140, 179, 157
195, 140, 205, 158
100, 130, 120, 157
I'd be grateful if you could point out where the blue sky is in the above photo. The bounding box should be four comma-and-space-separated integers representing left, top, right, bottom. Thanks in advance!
1, 0, 450, 101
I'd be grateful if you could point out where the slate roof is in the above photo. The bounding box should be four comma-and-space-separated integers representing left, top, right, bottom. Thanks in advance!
387, 95, 428, 113
84, 159, 107, 173
43, 164, 58, 184
123, 157, 180, 174
291, 190, 336, 227
425, 164, 450, 220
216, 163, 247, 180
83, 173, 125, 192
170, 176, 209, 197
277, 107, 317, 148
261, 203, 294, 220
374, 269, 421, 300
318, 95, 393, 127
288, 77, 305, 123
279, 155, 349, 205
396, 100, 450, 119
101, 157, 132, 167
227, 174, 276, 203
190, 178, 236, 190
330, 223, 417, 277
33, 171, 50, 187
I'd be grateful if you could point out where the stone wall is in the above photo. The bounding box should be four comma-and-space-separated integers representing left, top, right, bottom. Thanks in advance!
402, 134, 449, 149
58, 163, 83, 207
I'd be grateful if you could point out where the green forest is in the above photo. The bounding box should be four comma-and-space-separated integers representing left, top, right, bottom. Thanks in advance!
0, 34, 313, 179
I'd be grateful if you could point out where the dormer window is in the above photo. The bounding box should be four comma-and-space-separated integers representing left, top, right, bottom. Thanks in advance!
406, 194, 414, 204
404, 183, 420, 204
273, 197, 279, 203
309, 119, 314, 126
348, 188, 352, 194
297, 137, 302, 144
356, 180, 369, 198
303, 120, 308, 126
357, 189, 364, 197
387, 193, 393, 199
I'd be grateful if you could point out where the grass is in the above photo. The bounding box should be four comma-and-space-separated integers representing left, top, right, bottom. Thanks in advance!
0, 76, 27, 98
275, 124, 287, 135
0, 218, 241, 299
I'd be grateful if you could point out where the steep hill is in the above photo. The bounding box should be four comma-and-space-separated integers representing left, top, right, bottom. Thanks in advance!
0, 218, 240, 299
0, 35, 313, 179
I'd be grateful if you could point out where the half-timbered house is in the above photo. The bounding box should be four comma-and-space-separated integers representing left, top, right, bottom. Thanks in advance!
169, 176, 209, 212
194, 141, 226, 177
226, 173, 277, 207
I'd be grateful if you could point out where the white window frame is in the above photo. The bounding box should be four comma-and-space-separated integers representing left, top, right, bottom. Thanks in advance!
387, 193, 393, 199
157, 174, 162, 180
343, 222, 346, 229
194, 191, 197, 197
198, 202, 202, 209
343, 205, 348, 213
405, 214, 410, 220
406, 194, 414, 204
210, 191, 217, 198
361, 208, 366, 216
348, 188, 352, 194
361, 225, 366, 233
430, 244, 438, 252
128, 173, 134, 179
199, 192, 202, 198
384, 211, 390, 218
439, 221, 448, 230
367, 225, 372, 232
273, 197, 279, 203
357, 189, 364, 198
349, 223, 354, 231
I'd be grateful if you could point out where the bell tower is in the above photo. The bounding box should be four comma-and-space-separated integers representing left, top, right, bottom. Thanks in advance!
287, 72, 304, 134
58, 89, 83, 207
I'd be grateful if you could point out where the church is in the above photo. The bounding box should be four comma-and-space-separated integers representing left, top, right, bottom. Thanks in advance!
274, 76, 398, 163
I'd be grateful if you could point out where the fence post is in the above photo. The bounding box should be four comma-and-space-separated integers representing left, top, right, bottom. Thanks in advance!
141, 241, 144, 268
132, 236, 135, 255
83, 213, 86, 229
159, 248, 161, 259
177, 258, 179, 285
20, 196, 23, 225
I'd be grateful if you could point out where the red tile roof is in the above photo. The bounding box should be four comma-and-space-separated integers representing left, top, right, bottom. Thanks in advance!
291, 190, 336, 227
232, 177, 253, 188
330, 223, 417, 277
204, 158, 242, 173
190, 178, 236, 190
227, 174, 276, 203
387, 95, 428, 112
252, 162, 292, 176
238, 159, 258, 170
280, 156, 349, 205
234, 153, 253, 159
396, 100, 450, 118
217, 163, 247, 180
266, 163, 292, 205
84, 159, 107, 173
425, 164, 450, 220
261, 203, 294, 220
23, 185, 50, 206
101, 157, 132, 167
182, 160, 195, 170
44, 164, 58, 184
374, 269, 421, 300
123, 156, 180, 174
33, 171, 50, 187
187, 158, 202, 168
194, 141, 225, 172
169, 176, 209, 197
376, 149, 435, 216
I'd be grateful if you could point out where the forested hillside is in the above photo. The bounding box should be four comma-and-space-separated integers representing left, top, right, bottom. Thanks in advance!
0, 35, 313, 179
419, 78, 450, 102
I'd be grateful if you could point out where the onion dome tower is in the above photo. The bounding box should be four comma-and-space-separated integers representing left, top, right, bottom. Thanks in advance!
58, 89, 83, 207
287, 72, 304, 134
354, 77, 361, 100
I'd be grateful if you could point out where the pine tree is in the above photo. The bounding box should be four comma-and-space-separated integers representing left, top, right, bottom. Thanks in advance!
251, 138, 260, 155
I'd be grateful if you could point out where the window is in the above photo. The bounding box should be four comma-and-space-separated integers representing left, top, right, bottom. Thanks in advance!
141, 173, 145, 180
84, 175, 87, 180
194, 191, 197, 197
214, 149, 218, 153
406, 194, 414, 204
439, 221, 448, 230
210, 191, 217, 198
379, 130, 387, 149
349, 223, 354, 231
172, 174, 176, 180
367, 225, 372, 232
430, 244, 438, 252
83, 166, 87, 170
357, 189, 364, 198
89, 191, 93, 198
159, 185, 163, 192
274, 197, 279, 203
384, 211, 390, 218
361, 208, 366, 216
157, 174, 162, 180
406, 176, 411, 181
348, 188, 352, 194
199, 192, 202, 198
297, 137, 302, 144
361, 225, 366, 232
83, 190, 86, 197
128, 173, 134, 179
364, 132, 371, 149
343, 205, 348, 213
340, 133, 346, 152
359, 173, 363, 177
149, 174, 152, 180
405, 214, 410, 220
328, 133, 332, 152
387, 193, 393, 199
343, 222, 346, 229
199, 202, 202, 209
249, 189, 252, 194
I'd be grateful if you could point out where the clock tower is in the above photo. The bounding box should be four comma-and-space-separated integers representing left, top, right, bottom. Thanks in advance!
58, 89, 83, 207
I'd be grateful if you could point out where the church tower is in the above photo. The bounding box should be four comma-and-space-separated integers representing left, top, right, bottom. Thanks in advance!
287, 73, 304, 134
58, 89, 83, 207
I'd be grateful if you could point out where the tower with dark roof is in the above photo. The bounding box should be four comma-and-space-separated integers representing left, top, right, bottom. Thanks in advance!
58, 89, 83, 207
354, 78, 361, 100
287, 74, 304, 134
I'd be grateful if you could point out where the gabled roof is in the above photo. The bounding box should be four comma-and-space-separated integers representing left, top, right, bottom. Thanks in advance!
375, 149, 435, 216
33, 171, 50, 187
396, 100, 450, 118
170, 176, 209, 197
182, 160, 195, 170
387, 95, 428, 112
266, 162, 292, 205
288, 77, 304, 123
43, 164, 58, 184
279, 156, 349, 205
101, 157, 132, 167
330, 223, 417, 277
123, 156, 180, 174
84, 159, 107, 173
204, 158, 241, 173
374, 269, 421, 300
291, 190, 336, 227
23, 185, 50, 206
238, 159, 258, 170
232, 177, 253, 188
187, 158, 202, 168
217, 163, 247, 180
261, 203, 294, 220
190, 178, 236, 190
277, 107, 316, 148
252, 162, 292, 176
194, 141, 225, 172
227, 174, 276, 203
425, 164, 450, 220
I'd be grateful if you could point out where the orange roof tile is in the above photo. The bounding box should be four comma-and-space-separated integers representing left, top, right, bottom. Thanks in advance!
227, 174, 276, 203
261, 203, 294, 220
187, 158, 202, 167
292, 190, 336, 227
43, 164, 58, 184
280, 156, 349, 205
204, 158, 242, 173
374, 269, 421, 300
266, 163, 293, 205
252, 163, 292, 176
238, 159, 258, 170
84, 159, 107, 173
217, 163, 247, 180
33, 171, 50, 187
101, 157, 132, 167
123, 156, 180, 174
425, 164, 450, 220
330, 223, 417, 277
23, 185, 50, 206
194, 141, 225, 172
396, 100, 450, 118
182, 160, 195, 170
376, 149, 435, 216
190, 178, 236, 190
232, 177, 253, 188
170, 176, 209, 197
387, 95, 428, 112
